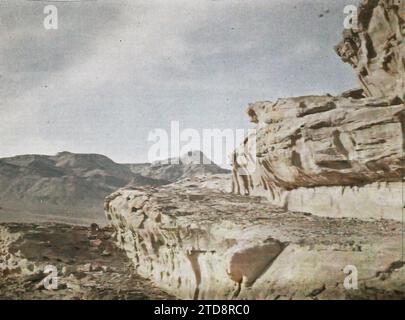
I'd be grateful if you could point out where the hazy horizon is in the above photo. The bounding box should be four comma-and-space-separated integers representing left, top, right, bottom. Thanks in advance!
1, 0, 358, 163
0, 148, 228, 166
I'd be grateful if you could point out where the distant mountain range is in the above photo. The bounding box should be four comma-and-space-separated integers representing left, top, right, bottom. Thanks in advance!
0, 151, 229, 224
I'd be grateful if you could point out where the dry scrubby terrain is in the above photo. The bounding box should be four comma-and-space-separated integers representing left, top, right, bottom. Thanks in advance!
0, 223, 174, 300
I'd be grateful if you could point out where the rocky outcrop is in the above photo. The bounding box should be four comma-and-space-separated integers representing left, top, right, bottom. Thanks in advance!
104, 178, 405, 299
231, 0, 405, 219
232, 95, 404, 220
335, 0, 404, 100
0, 152, 167, 224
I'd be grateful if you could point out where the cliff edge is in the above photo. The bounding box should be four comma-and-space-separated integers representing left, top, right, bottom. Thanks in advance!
232, 0, 404, 220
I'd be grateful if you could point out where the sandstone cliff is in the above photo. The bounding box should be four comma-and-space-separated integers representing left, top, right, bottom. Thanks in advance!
335, 0, 404, 100
231, 0, 404, 220
232, 94, 404, 220
104, 178, 404, 299
0, 223, 174, 299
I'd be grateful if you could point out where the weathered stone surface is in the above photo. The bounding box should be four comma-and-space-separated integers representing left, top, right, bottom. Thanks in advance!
231, 0, 404, 220
335, 0, 404, 100
0, 223, 174, 300
232, 95, 404, 220
105, 178, 405, 299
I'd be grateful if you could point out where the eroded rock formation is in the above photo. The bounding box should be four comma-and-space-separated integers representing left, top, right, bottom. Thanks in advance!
232, 95, 404, 220
232, 0, 404, 220
335, 0, 404, 100
104, 177, 405, 299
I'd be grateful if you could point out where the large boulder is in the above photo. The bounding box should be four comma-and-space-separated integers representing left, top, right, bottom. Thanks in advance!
232, 95, 404, 220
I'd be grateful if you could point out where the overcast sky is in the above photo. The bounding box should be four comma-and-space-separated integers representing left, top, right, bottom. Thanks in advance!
0, 0, 358, 164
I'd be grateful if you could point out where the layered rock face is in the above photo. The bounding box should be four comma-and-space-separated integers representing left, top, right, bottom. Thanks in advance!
105, 178, 404, 299
232, 0, 404, 220
232, 95, 404, 220
0, 223, 174, 299
335, 0, 404, 100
